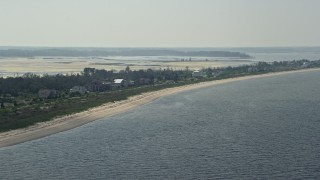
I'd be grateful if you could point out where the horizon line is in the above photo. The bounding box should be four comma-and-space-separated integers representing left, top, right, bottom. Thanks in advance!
1, 45, 320, 49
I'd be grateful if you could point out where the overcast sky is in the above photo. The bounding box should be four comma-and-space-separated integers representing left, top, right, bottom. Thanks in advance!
1, 0, 319, 47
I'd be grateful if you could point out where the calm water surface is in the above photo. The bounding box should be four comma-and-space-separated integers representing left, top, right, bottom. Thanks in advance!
1, 71, 320, 179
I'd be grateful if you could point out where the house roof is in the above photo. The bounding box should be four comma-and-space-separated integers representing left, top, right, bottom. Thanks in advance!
114, 79, 124, 84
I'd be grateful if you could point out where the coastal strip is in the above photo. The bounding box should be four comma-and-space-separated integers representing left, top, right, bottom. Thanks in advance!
1, 68, 319, 148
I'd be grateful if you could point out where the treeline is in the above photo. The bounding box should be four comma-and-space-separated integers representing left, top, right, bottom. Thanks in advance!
0, 67, 192, 96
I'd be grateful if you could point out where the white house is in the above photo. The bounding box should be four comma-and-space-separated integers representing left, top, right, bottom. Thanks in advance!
114, 79, 128, 87
192, 70, 207, 78
70, 86, 87, 95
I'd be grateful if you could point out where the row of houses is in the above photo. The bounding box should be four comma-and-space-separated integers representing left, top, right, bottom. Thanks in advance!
192, 70, 223, 78
69, 79, 143, 94
38, 78, 152, 98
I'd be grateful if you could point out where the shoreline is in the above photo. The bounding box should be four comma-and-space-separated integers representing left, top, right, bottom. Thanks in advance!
1, 68, 320, 148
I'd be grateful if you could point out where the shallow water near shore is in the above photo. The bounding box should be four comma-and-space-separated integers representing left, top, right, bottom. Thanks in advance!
1, 70, 320, 179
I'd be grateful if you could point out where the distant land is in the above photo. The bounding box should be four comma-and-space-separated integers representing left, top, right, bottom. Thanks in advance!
0, 48, 251, 58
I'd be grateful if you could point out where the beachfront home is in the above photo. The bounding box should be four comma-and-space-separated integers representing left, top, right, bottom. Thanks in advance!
70, 86, 87, 95
86, 81, 112, 92
114, 79, 128, 88
247, 67, 258, 73
301, 62, 311, 68
128, 80, 135, 87
192, 70, 207, 78
212, 71, 224, 78
38, 89, 58, 99
139, 78, 151, 85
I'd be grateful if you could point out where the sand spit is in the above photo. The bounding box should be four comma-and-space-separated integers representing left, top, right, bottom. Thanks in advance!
1, 68, 319, 148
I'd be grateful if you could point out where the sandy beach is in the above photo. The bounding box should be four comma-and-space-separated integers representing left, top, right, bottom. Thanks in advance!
0, 57, 250, 77
1, 68, 319, 148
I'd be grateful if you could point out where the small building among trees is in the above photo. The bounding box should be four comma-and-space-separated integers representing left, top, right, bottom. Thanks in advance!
86, 82, 112, 92
139, 78, 151, 85
114, 79, 128, 88
38, 89, 58, 99
192, 70, 207, 78
70, 86, 87, 95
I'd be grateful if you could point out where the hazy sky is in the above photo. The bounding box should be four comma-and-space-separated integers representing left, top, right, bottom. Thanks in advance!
1, 0, 320, 47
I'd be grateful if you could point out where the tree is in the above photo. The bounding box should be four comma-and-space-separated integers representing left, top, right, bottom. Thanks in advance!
84, 68, 95, 76
125, 66, 131, 72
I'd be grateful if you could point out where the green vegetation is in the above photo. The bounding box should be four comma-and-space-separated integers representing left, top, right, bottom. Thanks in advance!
0, 59, 319, 132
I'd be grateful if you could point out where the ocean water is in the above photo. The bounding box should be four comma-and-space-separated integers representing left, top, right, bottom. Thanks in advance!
1, 70, 320, 179
85, 47, 320, 62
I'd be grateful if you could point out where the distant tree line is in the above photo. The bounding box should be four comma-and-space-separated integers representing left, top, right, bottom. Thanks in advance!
0, 48, 251, 58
